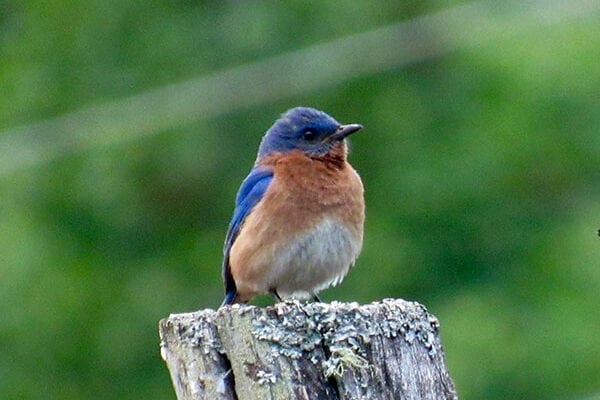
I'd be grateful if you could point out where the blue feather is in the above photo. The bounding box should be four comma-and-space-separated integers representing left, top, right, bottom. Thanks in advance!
221, 167, 273, 304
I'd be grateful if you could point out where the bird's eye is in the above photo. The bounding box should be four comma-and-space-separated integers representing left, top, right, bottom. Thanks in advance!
303, 130, 316, 140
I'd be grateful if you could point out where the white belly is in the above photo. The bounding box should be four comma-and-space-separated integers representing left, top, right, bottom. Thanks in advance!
267, 217, 362, 298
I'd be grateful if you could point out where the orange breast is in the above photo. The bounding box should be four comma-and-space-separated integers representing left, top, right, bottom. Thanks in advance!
229, 149, 365, 300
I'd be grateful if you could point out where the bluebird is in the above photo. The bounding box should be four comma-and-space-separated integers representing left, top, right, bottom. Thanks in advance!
221, 107, 365, 305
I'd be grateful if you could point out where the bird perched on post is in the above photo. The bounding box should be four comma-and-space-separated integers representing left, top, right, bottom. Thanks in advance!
221, 107, 365, 306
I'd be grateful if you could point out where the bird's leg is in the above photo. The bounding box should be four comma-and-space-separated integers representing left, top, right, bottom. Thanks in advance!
269, 289, 283, 302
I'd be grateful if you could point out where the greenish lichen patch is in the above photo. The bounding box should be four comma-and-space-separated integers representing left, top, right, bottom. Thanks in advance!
378, 298, 440, 356
247, 298, 442, 379
165, 309, 225, 356
250, 301, 323, 359
323, 346, 370, 378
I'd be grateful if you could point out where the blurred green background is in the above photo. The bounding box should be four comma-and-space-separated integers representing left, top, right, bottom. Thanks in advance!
1, 1, 599, 399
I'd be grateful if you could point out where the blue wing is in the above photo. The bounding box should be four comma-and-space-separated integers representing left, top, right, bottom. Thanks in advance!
221, 167, 274, 305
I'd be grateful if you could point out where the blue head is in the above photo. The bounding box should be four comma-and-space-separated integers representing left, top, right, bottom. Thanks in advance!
257, 107, 362, 159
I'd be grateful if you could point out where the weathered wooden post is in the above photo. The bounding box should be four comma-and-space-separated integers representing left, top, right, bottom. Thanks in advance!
159, 298, 458, 400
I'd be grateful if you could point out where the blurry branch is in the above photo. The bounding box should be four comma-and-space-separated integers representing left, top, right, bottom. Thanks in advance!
1, 0, 598, 177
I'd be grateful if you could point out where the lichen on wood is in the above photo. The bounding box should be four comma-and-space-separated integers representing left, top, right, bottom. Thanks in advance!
159, 298, 458, 400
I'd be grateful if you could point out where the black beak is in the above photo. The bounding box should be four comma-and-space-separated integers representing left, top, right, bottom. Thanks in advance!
332, 124, 363, 140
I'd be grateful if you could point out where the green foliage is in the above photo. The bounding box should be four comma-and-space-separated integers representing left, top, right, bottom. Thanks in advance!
1, 2, 598, 399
